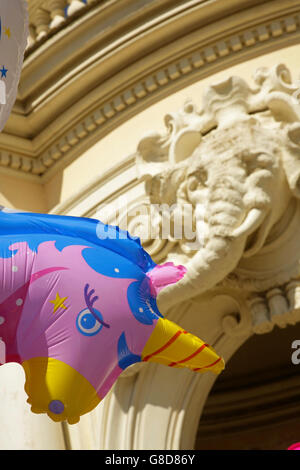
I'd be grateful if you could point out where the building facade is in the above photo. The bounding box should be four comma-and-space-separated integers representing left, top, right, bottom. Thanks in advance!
0, 0, 300, 450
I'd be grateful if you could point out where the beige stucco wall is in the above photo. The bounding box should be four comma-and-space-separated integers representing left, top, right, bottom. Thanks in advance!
0, 363, 66, 450
0, 173, 47, 212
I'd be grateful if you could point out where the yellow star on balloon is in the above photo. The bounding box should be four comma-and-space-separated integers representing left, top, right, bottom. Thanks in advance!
4, 28, 11, 39
49, 292, 68, 313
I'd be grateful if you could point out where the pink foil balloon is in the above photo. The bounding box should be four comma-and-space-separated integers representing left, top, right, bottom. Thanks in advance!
288, 442, 300, 450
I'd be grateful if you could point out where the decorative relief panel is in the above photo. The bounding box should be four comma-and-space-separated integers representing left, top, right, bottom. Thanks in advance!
134, 64, 300, 335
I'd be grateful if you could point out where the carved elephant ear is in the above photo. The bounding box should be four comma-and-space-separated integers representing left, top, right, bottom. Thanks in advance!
136, 127, 202, 179
282, 123, 300, 198
266, 92, 300, 123
136, 131, 170, 180
136, 98, 204, 180
169, 128, 202, 165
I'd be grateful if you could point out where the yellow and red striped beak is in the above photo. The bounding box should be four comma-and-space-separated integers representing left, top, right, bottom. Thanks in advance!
141, 318, 224, 374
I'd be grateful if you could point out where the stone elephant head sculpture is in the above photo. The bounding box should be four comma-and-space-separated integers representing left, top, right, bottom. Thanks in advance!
136, 68, 300, 311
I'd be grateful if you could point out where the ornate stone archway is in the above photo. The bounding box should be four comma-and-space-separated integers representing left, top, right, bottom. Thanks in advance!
64, 63, 300, 449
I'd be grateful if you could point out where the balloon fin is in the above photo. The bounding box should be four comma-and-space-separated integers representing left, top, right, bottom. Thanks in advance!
118, 332, 141, 370
147, 262, 187, 296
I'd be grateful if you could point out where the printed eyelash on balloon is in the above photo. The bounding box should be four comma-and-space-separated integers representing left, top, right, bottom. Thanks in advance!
84, 283, 110, 328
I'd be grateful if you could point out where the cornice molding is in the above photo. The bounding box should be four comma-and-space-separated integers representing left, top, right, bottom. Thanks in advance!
1, 0, 300, 180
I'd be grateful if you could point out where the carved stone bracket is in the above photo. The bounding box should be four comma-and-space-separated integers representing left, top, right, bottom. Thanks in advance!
133, 63, 300, 317
248, 281, 300, 334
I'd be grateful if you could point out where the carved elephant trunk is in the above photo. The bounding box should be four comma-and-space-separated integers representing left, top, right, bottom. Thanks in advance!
157, 125, 282, 311
158, 170, 253, 310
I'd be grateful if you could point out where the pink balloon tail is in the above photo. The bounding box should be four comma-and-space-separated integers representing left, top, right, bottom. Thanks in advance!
287, 442, 300, 450
147, 262, 187, 296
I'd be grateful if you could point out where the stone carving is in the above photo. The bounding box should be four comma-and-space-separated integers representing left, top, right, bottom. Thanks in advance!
135, 64, 300, 326
247, 281, 300, 334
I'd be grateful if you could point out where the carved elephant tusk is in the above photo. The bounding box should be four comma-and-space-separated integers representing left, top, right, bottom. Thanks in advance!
242, 210, 273, 258
231, 208, 266, 238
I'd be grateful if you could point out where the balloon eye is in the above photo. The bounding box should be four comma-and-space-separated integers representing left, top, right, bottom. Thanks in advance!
76, 308, 103, 336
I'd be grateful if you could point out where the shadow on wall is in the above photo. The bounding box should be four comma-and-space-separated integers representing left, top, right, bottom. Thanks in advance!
196, 322, 300, 450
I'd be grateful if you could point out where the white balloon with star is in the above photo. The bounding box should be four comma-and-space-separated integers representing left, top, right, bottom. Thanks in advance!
0, 0, 28, 132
